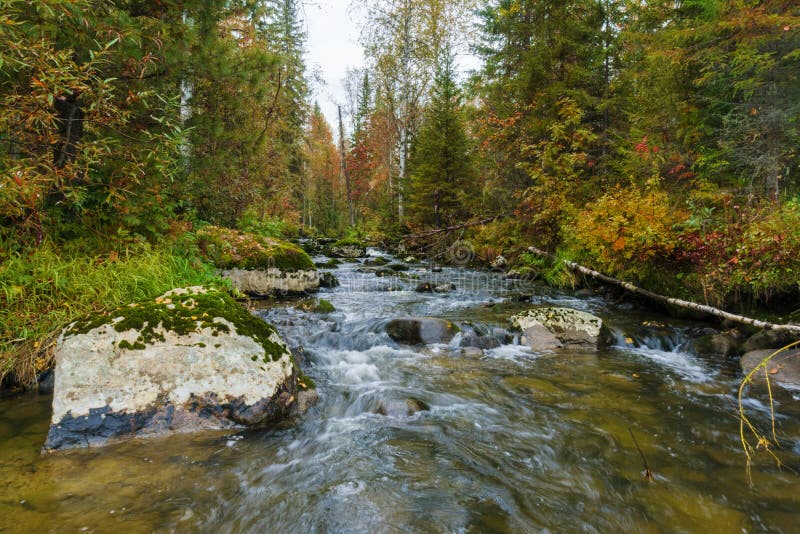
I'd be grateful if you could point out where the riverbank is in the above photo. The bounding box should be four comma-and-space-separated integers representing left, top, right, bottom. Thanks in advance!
0, 237, 221, 391
1, 246, 799, 531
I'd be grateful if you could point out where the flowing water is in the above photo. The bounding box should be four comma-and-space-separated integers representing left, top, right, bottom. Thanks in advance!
2, 250, 800, 532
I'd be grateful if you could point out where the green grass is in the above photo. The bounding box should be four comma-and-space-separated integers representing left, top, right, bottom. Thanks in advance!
0, 241, 222, 390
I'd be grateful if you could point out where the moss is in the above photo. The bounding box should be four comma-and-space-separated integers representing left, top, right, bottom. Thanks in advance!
314, 299, 335, 314
315, 258, 341, 269
297, 370, 316, 390
332, 238, 365, 247
66, 288, 288, 362
363, 256, 389, 266
196, 226, 315, 272
296, 298, 336, 314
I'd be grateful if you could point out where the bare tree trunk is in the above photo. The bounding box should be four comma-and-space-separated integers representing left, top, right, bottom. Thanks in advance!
398, 119, 407, 222
528, 246, 800, 334
338, 105, 356, 227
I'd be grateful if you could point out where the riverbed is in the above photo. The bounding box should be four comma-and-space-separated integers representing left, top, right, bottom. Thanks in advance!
1, 250, 799, 532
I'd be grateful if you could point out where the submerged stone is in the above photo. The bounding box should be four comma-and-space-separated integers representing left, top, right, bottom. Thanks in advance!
385, 317, 461, 345
44, 287, 312, 452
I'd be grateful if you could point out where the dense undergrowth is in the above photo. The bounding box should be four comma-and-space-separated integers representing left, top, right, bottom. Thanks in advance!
465, 193, 800, 311
0, 236, 222, 389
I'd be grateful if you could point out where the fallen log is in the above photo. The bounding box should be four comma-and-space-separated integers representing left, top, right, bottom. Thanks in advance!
528, 246, 800, 335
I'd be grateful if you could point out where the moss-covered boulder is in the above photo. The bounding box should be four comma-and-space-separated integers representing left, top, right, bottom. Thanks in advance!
510, 307, 612, 351
326, 238, 367, 258
197, 226, 318, 296
44, 287, 316, 451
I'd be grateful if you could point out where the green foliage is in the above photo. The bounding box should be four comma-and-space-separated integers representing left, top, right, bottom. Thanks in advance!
407, 51, 478, 228
196, 226, 314, 272
238, 208, 298, 239
0, 0, 185, 245
0, 240, 221, 388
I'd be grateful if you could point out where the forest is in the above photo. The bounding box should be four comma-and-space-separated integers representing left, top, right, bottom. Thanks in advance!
1, 0, 799, 381
2, 1, 800, 530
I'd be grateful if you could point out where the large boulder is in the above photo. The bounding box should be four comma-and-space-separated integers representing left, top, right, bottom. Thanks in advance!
327, 239, 367, 258
44, 287, 315, 451
510, 307, 611, 351
741, 329, 800, 353
740, 348, 800, 390
385, 317, 460, 345
692, 332, 743, 358
197, 226, 318, 296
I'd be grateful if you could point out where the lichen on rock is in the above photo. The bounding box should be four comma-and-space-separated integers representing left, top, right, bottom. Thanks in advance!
326, 238, 367, 258
45, 287, 314, 451
510, 307, 611, 351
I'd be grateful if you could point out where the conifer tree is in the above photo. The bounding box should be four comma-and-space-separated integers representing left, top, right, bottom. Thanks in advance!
407, 51, 477, 228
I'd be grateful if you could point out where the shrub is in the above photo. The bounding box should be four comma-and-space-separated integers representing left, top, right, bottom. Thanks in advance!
563, 184, 685, 281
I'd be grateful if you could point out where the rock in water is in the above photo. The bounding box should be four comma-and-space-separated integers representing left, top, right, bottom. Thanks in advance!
415, 282, 456, 293
327, 239, 367, 258
197, 226, 318, 296
490, 255, 508, 269
740, 348, 800, 390
44, 287, 312, 451
319, 272, 340, 288
692, 332, 742, 357
385, 317, 460, 345
510, 307, 610, 351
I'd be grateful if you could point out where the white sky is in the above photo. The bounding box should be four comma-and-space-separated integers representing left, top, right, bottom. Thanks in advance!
301, 0, 364, 132
300, 1, 481, 135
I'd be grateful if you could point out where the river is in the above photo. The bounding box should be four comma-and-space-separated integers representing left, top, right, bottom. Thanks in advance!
1, 249, 799, 532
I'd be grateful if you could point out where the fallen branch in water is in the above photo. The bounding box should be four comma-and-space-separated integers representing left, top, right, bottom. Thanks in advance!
401, 214, 509, 240
629, 428, 654, 482
527, 246, 800, 335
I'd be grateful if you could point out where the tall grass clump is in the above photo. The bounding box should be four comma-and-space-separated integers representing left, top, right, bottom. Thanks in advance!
0, 240, 221, 390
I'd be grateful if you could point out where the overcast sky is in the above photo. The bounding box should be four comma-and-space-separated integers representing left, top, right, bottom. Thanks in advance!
301, 0, 364, 131
300, 1, 481, 134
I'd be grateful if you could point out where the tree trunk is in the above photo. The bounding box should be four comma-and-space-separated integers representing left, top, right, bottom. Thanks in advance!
338, 105, 355, 227
527, 246, 800, 335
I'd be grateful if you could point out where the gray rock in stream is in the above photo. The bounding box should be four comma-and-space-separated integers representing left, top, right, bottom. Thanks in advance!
740, 348, 800, 390
741, 329, 800, 353
319, 272, 340, 288
385, 317, 460, 345
510, 307, 611, 351
374, 398, 430, 417
415, 282, 456, 293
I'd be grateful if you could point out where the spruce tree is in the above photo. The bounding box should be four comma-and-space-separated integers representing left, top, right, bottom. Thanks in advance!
407, 51, 477, 228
